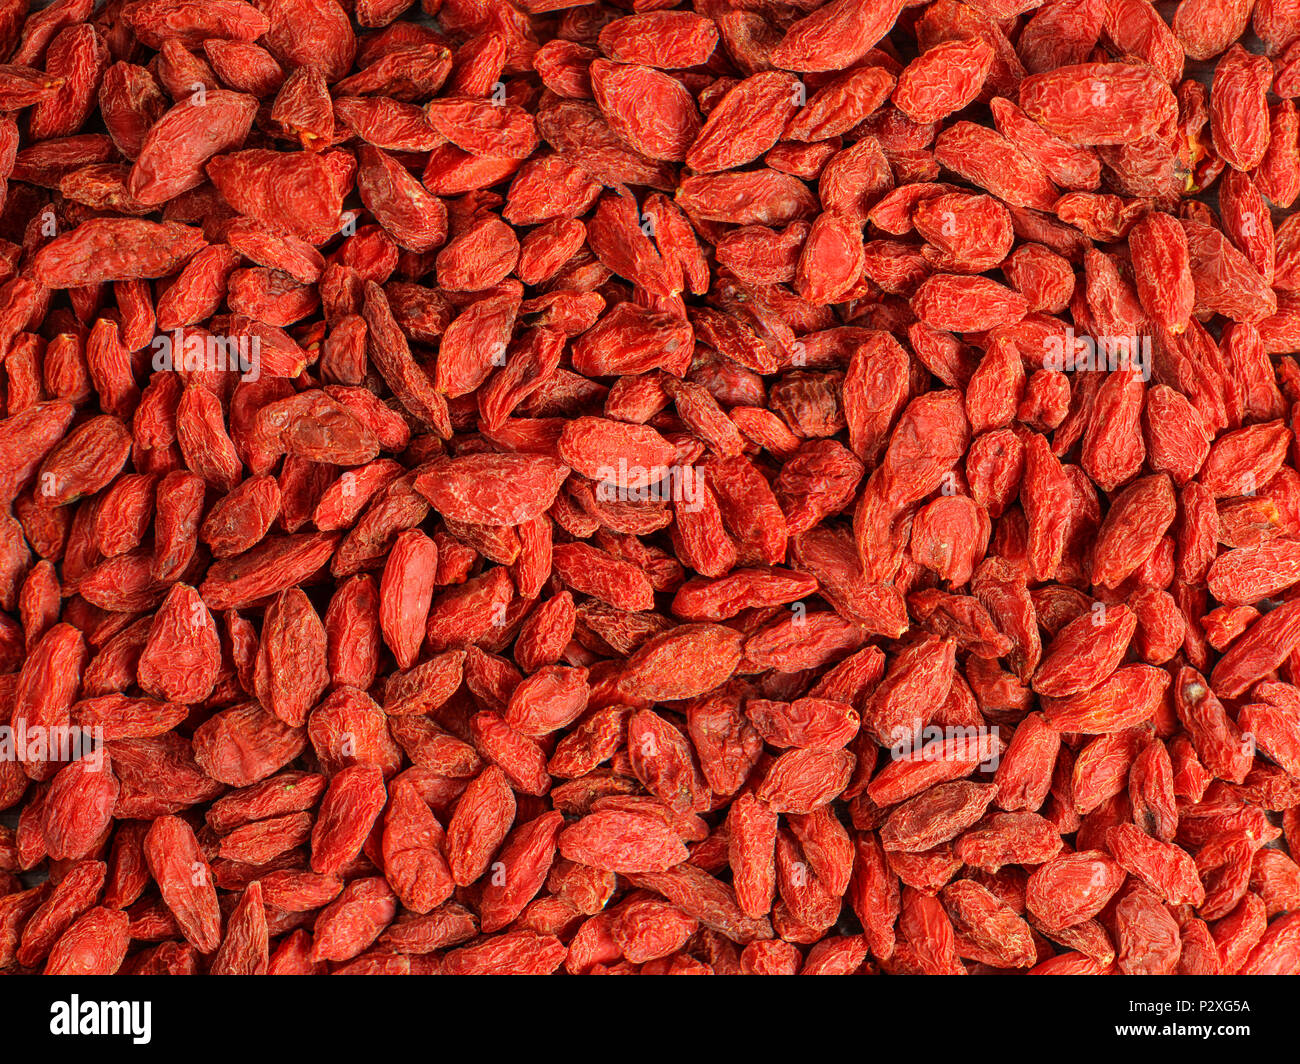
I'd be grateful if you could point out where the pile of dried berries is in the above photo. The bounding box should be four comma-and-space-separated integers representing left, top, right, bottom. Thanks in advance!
3, 0, 1300, 977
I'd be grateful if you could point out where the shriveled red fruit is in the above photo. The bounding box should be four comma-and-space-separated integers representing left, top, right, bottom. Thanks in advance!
0, 0, 1296, 984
